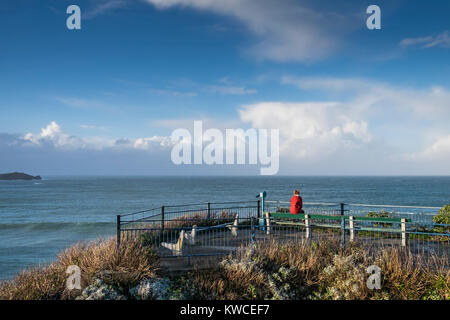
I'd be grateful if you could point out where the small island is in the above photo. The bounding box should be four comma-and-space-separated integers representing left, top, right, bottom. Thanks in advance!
0, 172, 42, 181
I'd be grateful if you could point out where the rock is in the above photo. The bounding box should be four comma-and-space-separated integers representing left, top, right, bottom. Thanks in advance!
0, 172, 42, 180
129, 278, 172, 300
77, 279, 127, 300
267, 266, 297, 300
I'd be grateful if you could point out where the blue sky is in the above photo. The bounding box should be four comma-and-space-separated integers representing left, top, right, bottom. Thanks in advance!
0, 0, 449, 175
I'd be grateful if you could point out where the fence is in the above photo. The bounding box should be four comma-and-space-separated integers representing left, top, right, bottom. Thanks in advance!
116, 200, 449, 259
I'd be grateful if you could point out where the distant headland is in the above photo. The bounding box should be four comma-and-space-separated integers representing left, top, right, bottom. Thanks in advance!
0, 172, 42, 181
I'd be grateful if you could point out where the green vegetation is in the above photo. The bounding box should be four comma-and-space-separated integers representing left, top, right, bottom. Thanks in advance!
366, 210, 393, 228
433, 204, 450, 233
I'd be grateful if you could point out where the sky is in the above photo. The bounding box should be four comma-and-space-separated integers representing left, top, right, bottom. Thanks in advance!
0, 0, 449, 175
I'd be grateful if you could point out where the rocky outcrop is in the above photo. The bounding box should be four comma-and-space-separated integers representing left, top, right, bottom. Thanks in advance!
0, 172, 42, 180
129, 278, 172, 300
76, 279, 127, 300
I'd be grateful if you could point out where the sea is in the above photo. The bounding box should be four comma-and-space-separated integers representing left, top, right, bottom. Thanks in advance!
0, 176, 449, 280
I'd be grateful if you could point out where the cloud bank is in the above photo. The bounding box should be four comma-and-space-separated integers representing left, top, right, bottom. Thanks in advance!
1, 78, 449, 175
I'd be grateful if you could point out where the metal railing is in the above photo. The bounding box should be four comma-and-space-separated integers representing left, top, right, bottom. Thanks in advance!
116, 200, 449, 259
117, 200, 261, 249
265, 200, 442, 224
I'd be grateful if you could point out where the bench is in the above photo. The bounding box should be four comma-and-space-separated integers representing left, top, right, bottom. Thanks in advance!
184, 225, 197, 245
265, 212, 411, 245
226, 213, 239, 237
161, 230, 185, 256
161, 214, 240, 255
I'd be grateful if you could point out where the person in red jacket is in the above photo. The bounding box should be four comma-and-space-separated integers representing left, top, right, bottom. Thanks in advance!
290, 189, 304, 214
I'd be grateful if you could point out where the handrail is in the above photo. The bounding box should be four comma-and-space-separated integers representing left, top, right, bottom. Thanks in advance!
266, 200, 442, 210
266, 200, 339, 206
120, 207, 161, 217
119, 201, 443, 218
119, 200, 258, 217
164, 205, 256, 215
269, 212, 411, 223
346, 203, 441, 209
164, 200, 256, 208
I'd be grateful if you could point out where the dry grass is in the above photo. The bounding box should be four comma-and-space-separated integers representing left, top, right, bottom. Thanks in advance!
1, 236, 447, 300
183, 239, 449, 300
0, 238, 159, 300
374, 248, 449, 299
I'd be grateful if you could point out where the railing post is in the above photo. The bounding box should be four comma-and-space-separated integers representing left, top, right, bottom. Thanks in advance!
261, 195, 265, 218
401, 218, 407, 247
349, 216, 354, 242
340, 203, 346, 248
116, 215, 121, 249
251, 217, 256, 249
257, 199, 261, 218
305, 214, 311, 239
207, 202, 211, 219
161, 206, 165, 231
265, 212, 271, 235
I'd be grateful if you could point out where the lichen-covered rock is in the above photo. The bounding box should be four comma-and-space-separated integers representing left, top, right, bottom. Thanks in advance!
219, 254, 261, 274
219, 256, 299, 300
76, 279, 127, 300
267, 266, 297, 300
129, 278, 172, 300
317, 254, 367, 300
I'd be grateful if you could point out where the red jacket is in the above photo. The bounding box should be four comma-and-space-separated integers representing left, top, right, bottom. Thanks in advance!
290, 195, 303, 214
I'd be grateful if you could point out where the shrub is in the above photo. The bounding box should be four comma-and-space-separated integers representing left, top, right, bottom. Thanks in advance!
434, 205, 450, 225
433, 205, 450, 233
0, 238, 159, 300
367, 210, 393, 228
176, 240, 449, 300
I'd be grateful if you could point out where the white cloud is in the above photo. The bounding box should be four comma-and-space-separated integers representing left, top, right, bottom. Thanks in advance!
400, 31, 450, 49
143, 0, 352, 62
152, 117, 242, 131
84, 0, 128, 19
421, 135, 450, 159
239, 101, 372, 160
146, 77, 256, 96
282, 76, 450, 121
23, 121, 171, 151
407, 135, 450, 161
133, 136, 172, 150
149, 88, 198, 97
80, 124, 106, 130
24, 121, 84, 149
274, 77, 450, 172
282, 76, 371, 92
207, 85, 256, 95
53, 97, 108, 110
